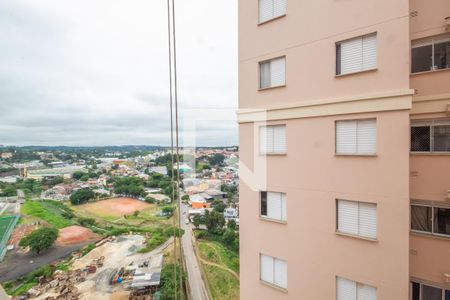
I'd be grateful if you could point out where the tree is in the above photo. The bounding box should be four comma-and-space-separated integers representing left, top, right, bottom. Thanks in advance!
181, 194, 189, 201
160, 264, 185, 300
205, 210, 225, 234
114, 177, 145, 197
20, 227, 58, 254
222, 228, 237, 245
212, 199, 226, 213
161, 206, 174, 216
70, 188, 95, 205
72, 171, 86, 180
192, 214, 201, 229
227, 219, 237, 231
208, 153, 225, 166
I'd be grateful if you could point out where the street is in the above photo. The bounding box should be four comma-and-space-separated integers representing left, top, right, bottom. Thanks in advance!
180, 202, 210, 300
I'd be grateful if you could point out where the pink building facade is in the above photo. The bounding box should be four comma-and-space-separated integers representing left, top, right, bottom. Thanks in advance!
238, 0, 450, 299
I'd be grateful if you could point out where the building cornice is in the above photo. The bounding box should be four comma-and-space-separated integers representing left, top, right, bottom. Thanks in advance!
237, 89, 414, 123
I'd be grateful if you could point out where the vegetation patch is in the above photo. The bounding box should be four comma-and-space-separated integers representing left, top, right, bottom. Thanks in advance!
202, 264, 239, 300
21, 200, 73, 229
198, 240, 239, 274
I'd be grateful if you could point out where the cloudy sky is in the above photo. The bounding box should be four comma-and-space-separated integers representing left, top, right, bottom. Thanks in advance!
0, 0, 238, 147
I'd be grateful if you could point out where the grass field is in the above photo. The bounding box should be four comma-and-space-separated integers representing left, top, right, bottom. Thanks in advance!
198, 240, 239, 299
21, 200, 72, 229
0, 216, 17, 244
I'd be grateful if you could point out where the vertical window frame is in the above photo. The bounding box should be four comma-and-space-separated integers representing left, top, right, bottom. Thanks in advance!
259, 191, 287, 223
259, 124, 287, 155
411, 120, 450, 153
335, 32, 378, 76
258, 0, 287, 25
259, 253, 288, 290
411, 34, 450, 74
258, 56, 286, 90
410, 203, 450, 238
336, 199, 378, 240
335, 118, 377, 156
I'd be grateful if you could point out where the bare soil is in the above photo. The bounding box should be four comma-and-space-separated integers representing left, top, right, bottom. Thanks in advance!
56, 225, 100, 246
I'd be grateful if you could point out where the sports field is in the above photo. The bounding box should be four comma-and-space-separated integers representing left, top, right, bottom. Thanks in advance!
73, 197, 151, 218
0, 216, 17, 244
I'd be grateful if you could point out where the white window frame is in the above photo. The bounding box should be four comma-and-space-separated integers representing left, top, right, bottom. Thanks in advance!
259, 124, 287, 155
337, 276, 377, 300
411, 120, 450, 153
336, 199, 378, 240
258, 0, 287, 24
410, 280, 450, 300
411, 33, 450, 74
336, 33, 378, 76
410, 202, 450, 238
259, 56, 286, 89
335, 118, 377, 155
259, 191, 287, 223
260, 253, 288, 290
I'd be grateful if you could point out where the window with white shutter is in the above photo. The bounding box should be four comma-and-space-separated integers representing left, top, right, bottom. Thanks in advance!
260, 254, 288, 289
336, 119, 376, 155
337, 200, 377, 239
259, 0, 287, 24
337, 277, 377, 300
260, 191, 287, 222
336, 33, 377, 75
259, 125, 286, 154
259, 57, 286, 89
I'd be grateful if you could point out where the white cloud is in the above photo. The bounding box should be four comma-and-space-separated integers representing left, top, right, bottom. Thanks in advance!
0, 0, 238, 146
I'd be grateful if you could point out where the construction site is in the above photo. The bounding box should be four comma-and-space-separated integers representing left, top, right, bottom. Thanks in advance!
14, 234, 173, 300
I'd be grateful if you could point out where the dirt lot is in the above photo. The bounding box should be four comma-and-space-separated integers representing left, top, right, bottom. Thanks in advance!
74, 198, 150, 218
57, 225, 100, 246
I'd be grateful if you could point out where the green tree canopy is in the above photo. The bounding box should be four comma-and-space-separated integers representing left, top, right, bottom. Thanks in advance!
20, 227, 58, 254
70, 188, 95, 205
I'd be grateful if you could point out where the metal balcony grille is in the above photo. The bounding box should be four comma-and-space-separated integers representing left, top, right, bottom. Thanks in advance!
411, 125, 431, 152
411, 123, 450, 152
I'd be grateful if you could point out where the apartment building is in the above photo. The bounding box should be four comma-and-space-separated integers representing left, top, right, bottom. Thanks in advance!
238, 0, 450, 299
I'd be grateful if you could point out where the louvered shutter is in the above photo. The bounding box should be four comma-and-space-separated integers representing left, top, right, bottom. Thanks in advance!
357, 283, 377, 300
336, 121, 357, 154
274, 258, 288, 289
337, 200, 358, 235
267, 192, 282, 220
340, 37, 363, 75
281, 193, 287, 221
260, 61, 271, 89
356, 119, 376, 154
259, 0, 273, 23
337, 277, 357, 300
260, 255, 274, 283
273, 125, 286, 153
270, 57, 286, 87
260, 126, 275, 154
358, 202, 377, 238
273, 0, 287, 20
362, 34, 377, 70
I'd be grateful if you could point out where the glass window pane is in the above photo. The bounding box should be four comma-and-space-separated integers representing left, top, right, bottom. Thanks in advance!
434, 41, 450, 70
445, 290, 450, 300
260, 192, 267, 216
260, 61, 271, 88
412, 45, 433, 73
411, 282, 420, 300
422, 284, 442, 300
411, 126, 431, 152
434, 207, 450, 235
411, 206, 432, 232
433, 125, 450, 152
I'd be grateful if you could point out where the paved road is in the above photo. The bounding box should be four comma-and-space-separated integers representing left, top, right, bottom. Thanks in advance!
180, 203, 209, 300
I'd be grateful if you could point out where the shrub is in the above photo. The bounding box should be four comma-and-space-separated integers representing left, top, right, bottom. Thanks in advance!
20, 227, 58, 254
